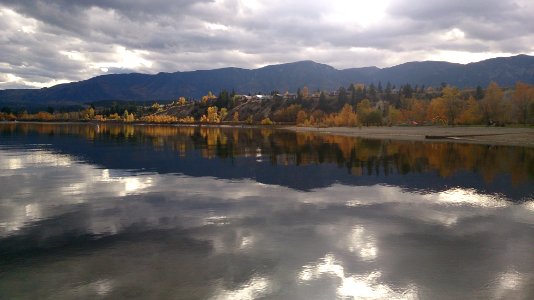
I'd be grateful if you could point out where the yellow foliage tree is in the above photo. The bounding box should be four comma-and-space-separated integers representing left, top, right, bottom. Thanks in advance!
219, 108, 228, 121
442, 86, 462, 125
403, 99, 428, 124
178, 116, 195, 123
458, 96, 481, 125
261, 117, 273, 125
141, 115, 178, 123
34, 112, 55, 121
481, 82, 505, 124
296, 110, 308, 125
201, 106, 222, 123
427, 97, 447, 125
108, 113, 120, 120
386, 105, 403, 125
124, 112, 135, 122
151, 103, 162, 112
335, 104, 358, 127
512, 82, 534, 124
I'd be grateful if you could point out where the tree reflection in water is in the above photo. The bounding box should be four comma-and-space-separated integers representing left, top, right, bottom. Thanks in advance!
0, 123, 533, 299
2, 123, 532, 186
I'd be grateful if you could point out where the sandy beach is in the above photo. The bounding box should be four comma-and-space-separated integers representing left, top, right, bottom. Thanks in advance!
283, 126, 534, 147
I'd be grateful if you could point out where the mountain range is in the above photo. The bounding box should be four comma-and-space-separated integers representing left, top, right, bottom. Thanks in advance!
1, 54, 534, 106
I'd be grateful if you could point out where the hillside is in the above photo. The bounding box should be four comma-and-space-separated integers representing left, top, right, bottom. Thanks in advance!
1, 55, 534, 106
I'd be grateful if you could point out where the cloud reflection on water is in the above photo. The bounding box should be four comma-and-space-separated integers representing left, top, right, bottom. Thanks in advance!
211, 276, 272, 300
1, 146, 533, 298
299, 254, 418, 299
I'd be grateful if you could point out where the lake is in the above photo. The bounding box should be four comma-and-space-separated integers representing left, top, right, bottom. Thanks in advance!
1, 122, 533, 299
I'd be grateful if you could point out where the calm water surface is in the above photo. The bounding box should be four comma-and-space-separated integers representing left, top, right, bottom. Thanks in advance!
0, 123, 533, 299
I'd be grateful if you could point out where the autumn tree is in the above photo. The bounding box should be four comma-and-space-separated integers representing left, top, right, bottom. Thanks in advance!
356, 99, 372, 120
261, 118, 273, 125
512, 82, 534, 124
123, 110, 135, 122
296, 110, 308, 125
442, 86, 462, 125
151, 102, 162, 112
272, 104, 302, 122
34, 111, 54, 121
201, 91, 216, 104
356, 99, 382, 125
427, 97, 447, 125
141, 115, 178, 123
309, 110, 325, 126
200, 106, 220, 123
208, 106, 219, 122
458, 96, 481, 124
386, 105, 403, 125
108, 113, 120, 120
0, 112, 16, 121
84, 107, 95, 120
336, 104, 358, 127
402, 98, 428, 124
219, 108, 228, 121
480, 82, 505, 124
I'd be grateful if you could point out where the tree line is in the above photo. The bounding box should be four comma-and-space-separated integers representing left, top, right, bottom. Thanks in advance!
1, 81, 533, 126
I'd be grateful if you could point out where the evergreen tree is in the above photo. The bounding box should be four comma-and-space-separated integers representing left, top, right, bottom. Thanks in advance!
318, 92, 329, 112
297, 88, 303, 101
216, 89, 230, 108
475, 85, 484, 100
337, 86, 347, 106
368, 83, 377, 100
385, 82, 392, 101
402, 84, 413, 98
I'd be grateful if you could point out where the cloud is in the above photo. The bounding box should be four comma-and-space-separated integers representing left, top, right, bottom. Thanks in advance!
0, 0, 533, 88
2, 146, 534, 299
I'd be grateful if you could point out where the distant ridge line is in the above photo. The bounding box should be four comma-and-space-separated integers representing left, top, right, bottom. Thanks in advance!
1, 54, 533, 105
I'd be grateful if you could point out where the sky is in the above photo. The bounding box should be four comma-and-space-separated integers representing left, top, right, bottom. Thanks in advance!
0, 0, 533, 89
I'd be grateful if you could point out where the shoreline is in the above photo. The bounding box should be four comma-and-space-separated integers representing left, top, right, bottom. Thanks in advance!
282, 126, 534, 148
3, 121, 533, 147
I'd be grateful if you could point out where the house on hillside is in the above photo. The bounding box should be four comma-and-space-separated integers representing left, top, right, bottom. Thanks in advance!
329, 90, 339, 97
252, 95, 273, 101
283, 93, 297, 100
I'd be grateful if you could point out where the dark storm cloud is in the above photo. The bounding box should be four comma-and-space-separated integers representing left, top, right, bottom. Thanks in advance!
0, 0, 533, 88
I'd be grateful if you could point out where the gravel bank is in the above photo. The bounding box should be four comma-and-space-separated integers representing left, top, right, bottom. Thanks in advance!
283, 126, 534, 147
